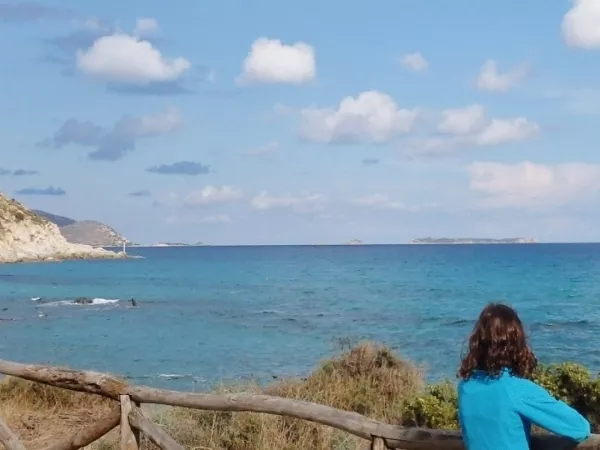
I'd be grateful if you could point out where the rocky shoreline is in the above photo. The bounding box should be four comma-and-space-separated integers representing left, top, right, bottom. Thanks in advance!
0, 249, 127, 264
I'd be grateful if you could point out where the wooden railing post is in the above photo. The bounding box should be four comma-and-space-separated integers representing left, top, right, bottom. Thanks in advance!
120, 395, 139, 450
128, 408, 185, 450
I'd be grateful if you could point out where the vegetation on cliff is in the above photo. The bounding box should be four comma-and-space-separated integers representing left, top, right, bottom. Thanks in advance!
0, 193, 124, 263
0, 343, 597, 450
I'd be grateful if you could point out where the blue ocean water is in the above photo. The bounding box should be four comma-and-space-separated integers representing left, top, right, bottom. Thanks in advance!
0, 244, 599, 391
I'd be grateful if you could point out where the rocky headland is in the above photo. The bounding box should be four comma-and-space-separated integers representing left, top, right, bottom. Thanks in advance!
0, 193, 125, 263
33, 210, 129, 246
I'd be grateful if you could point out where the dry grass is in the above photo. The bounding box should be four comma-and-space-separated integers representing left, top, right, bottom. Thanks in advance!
0, 377, 114, 449
0, 342, 423, 450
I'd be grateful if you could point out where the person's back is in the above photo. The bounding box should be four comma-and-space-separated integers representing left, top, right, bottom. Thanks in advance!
457, 303, 590, 450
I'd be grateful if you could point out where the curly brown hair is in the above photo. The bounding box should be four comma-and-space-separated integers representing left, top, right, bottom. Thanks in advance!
458, 303, 537, 380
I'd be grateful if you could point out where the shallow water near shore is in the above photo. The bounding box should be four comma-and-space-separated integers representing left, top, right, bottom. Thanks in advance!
0, 244, 599, 391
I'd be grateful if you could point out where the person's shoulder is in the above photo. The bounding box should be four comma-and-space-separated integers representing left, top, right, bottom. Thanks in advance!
503, 374, 545, 397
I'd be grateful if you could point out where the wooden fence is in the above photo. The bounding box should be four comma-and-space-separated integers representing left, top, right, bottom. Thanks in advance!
0, 359, 597, 450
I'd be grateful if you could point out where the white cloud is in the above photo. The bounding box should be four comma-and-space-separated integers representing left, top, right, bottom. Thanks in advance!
239, 38, 316, 84
128, 107, 182, 137
403, 106, 539, 158
77, 34, 191, 85
562, 0, 600, 49
185, 186, 244, 206
251, 191, 325, 213
474, 118, 539, 146
438, 104, 486, 135
198, 214, 232, 224
476, 60, 528, 92
400, 52, 428, 72
300, 91, 419, 144
134, 18, 159, 37
468, 161, 600, 208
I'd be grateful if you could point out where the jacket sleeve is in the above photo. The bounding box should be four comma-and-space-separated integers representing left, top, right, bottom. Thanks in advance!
511, 379, 591, 442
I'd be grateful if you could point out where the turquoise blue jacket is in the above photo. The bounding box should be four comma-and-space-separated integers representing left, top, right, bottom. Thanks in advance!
458, 369, 591, 450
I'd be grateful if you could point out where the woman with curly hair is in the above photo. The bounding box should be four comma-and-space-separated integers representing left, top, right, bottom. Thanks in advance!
458, 303, 590, 450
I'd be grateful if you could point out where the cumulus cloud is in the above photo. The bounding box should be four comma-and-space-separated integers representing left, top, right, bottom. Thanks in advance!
251, 191, 325, 213
43, 19, 190, 94
39, 107, 182, 161
185, 186, 244, 206
16, 186, 66, 196
474, 118, 539, 146
468, 161, 600, 208
400, 52, 428, 72
0, 2, 71, 22
300, 91, 419, 144
147, 161, 210, 175
128, 189, 151, 197
402, 105, 539, 158
239, 38, 316, 84
77, 33, 190, 85
438, 104, 486, 135
476, 60, 529, 92
562, 0, 600, 49
134, 18, 159, 37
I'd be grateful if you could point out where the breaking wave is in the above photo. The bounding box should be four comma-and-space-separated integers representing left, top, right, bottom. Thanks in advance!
37, 298, 121, 307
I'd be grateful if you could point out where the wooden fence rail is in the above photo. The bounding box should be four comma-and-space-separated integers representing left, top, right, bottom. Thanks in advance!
0, 358, 597, 450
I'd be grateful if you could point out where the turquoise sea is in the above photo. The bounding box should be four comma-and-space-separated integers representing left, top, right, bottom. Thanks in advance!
0, 244, 599, 391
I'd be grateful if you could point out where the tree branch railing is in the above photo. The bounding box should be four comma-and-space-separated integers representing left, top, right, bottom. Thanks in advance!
0, 359, 597, 450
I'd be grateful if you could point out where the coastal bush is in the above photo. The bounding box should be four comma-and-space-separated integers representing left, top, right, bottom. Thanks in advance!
401, 362, 600, 432
1, 344, 600, 450
159, 342, 423, 450
401, 381, 459, 429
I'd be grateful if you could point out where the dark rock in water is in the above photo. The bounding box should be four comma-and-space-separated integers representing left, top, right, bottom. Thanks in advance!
74, 297, 93, 305
131, 298, 137, 307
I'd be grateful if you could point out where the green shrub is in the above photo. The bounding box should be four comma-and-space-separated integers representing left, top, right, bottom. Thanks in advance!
533, 363, 600, 430
402, 381, 458, 429
402, 362, 600, 432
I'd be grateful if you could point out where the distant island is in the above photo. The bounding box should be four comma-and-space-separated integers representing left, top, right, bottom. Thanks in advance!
127, 242, 207, 247
344, 239, 364, 245
409, 237, 538, 245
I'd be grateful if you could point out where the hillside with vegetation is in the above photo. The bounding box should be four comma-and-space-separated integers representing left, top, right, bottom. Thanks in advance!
34, 210, 129, 247
0, 193, 124, 263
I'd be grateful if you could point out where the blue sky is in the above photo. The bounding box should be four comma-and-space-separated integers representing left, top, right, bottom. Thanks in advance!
1, 0, 600, 245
